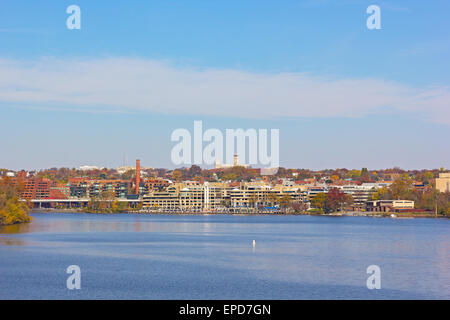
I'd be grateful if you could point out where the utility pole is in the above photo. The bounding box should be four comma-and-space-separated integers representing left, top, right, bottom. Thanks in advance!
435, 190, 438, 217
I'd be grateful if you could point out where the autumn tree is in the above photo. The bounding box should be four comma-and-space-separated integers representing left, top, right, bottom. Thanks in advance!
0, 177, 32, 225
325, 188, 346, 213
188, 165, 202, 179
390, 176, 413, 199
172, 170, 182, 182
330, 175, 340, 183
86, 190, 118, 213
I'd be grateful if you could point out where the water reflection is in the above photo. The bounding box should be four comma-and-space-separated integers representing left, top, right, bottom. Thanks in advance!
0, 223, 34, 234
0, 213, 233, 234
0, 236, 27, 246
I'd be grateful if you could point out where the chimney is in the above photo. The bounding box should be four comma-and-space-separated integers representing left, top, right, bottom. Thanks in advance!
135, 159, 141, 195
234, 154, 238, 166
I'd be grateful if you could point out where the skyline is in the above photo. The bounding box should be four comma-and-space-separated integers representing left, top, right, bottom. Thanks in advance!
1, 1, 450, 170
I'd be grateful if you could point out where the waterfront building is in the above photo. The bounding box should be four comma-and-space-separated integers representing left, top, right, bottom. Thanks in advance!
366, 200, 415, 212
19, 178, 52, 200
230, 183, 271, 208
142, 182, 232, 211
14, 176, 71, 200
337, 184, 380, 206
142, 181, 307, 211
305, 182, 390, 207
68, 178, 132, 199
49, 183, 70, 199
142, 186, 181, 211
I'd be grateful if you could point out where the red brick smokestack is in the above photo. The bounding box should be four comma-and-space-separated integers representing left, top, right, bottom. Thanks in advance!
135, 159, 141, 195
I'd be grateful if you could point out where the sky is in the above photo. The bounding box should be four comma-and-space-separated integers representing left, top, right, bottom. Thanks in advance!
0, 0, 449, 171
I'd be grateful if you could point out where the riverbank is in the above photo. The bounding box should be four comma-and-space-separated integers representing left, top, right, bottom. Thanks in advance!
30, 208, 448, 219
0, 217, 32, 227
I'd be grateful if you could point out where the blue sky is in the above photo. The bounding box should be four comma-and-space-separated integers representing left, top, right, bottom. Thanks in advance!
0, 0, 449, 170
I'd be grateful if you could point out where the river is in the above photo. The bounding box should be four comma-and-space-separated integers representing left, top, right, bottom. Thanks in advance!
0, 213, 448, 299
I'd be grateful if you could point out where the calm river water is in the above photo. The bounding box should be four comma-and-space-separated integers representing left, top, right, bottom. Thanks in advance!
0, 213, 449, 299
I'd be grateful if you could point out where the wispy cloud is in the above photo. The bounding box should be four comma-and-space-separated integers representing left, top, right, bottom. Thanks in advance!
0, 57, 449, 124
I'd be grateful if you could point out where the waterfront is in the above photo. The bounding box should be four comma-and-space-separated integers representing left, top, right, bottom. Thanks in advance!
0, 213, 449, 299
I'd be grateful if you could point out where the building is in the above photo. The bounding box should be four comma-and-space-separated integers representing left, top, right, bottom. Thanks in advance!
79, 165, 100, 171
229, 183, 273, 208
68, 159, 166, 199
117, 164, 154, 175
49, 183, 70, 199
142, 181, 307, 212
337, 183, 388, 206
116, 166, 135, 175
143, 186, 181, 211
436, 173, 450, 193
366, 200, 415, 212
142, 182, 232, 212
215, 155, 250, 169
68, 178, 132, 199
20, 178, 52, 200
143, 178, 170, 192
15, 177, 70, 200
304, 182, 390, 208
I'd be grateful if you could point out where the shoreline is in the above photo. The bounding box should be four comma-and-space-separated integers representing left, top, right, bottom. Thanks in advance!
30, 208, 448, 219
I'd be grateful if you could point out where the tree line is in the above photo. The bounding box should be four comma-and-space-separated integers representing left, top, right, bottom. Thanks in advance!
85, 190, 130, 213
371, 176, 450, 215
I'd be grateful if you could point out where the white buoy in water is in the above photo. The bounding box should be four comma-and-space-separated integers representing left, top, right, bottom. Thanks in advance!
252, 240, 256, 247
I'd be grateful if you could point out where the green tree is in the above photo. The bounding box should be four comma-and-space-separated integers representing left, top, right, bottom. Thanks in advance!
311, 193, 327, 213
